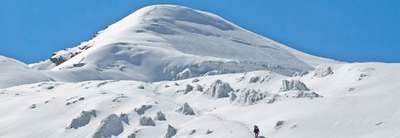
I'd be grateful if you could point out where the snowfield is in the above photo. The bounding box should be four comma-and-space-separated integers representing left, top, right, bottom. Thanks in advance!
1, 4, 399, 138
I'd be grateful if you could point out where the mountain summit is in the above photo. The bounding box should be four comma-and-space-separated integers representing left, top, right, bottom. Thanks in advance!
29, 4, 336, 82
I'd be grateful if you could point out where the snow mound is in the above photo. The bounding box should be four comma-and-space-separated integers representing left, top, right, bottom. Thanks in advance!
205, 80, 234, 98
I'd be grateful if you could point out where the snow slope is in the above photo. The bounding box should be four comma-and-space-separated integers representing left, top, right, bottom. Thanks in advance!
30, 5, 337, 83
0, 56, 52, 88
1, 63, 399, 138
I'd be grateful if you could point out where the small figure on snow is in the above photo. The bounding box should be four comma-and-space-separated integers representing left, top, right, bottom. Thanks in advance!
253, 125, 260, 138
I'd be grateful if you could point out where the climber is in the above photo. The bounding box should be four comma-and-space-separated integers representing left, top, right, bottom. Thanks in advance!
253, 125, 260, 138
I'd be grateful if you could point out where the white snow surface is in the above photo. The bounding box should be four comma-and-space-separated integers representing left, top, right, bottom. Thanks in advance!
1, 63, 400, 138
1, 4, 399, 138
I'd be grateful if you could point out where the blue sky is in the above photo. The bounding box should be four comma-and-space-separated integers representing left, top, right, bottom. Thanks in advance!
1, 0, 399, 63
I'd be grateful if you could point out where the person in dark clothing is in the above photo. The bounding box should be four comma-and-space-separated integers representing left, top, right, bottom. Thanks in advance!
253, 125, 260, 138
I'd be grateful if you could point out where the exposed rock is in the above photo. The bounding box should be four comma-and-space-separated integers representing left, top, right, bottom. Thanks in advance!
189, 129, 196, 135
165, 125, 177, 138
139, 116, 156, 126
230, 89, 268, 105
29, 104, 37, 109
249, 76, 260, 83
78, 97, 85, 101
275, 120, 285, 129
206, 80, 234, 98
154, 111, 166, 121
92, 114, 126, 138
120, 113, 129, 124
134, 105, 153, 115
192, 78, 200, 83
67, 110, 96, 129
112, 95, 128, 103
176, 68, 192, 80
313, 66, 334, 78
358, 73, 368, 81
195, 85, 203, 92
137, 85, 145, 89
176, 102, 195, 115
184, 84, 194, 94
279, 80, 310, 92
50, 56, 68, 66
47, 86, 55, 90
127, 133, 136, 138
206, 129, 213, 134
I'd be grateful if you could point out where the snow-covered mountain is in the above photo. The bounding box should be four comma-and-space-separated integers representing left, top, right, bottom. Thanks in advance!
29, 4, 336, 83
1, 4, 399, 138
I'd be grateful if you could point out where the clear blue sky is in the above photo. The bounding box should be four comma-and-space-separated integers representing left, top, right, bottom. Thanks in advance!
1, 0, 399, 63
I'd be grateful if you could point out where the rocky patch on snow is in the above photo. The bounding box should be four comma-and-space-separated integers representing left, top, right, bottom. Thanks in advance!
230, 88, 269, 105
279, 80, 310, 92
248, 74, 272, 83
205, 80, 234, 98
134, 105, 153, 115
177, 102, 195, 115
65, 96, 85, 106
274, 120, 286, 129
154, 111, 166, 121
111, 94, 128, 103
176, 84, 194, 94
92, 113, 128, 138
195, 84, 204, 92
165, 125, 177, 138
313, 66, 334, 78
192, 78, 200, 83
29, 104, 37, 109
67, 110, 97, 129
279, 80, 321, 98
139, 116, 156, 126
